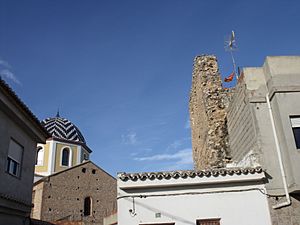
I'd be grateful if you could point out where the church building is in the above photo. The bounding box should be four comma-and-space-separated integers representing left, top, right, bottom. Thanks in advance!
35, 112, 92, 177
32, 113, 117, 225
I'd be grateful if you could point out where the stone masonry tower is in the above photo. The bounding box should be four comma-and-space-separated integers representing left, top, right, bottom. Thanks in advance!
189, 55, 231, 170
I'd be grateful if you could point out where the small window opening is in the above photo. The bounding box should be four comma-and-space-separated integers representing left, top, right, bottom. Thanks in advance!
61, 148, 70, 166
84, 197, 92, 216
197, 219, 220, 225
290, 117, 300, 149
36, 146, 44, 165
92, 169, 96, 174
82, 168, 86, 173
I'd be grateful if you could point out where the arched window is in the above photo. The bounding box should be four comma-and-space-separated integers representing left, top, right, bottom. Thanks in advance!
61, 148, 70, 166
36, 146, 44, 166
84, 197, 92, 216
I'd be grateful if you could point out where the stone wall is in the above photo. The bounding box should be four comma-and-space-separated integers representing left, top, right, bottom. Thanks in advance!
32, 182, 44, 220
189, 55, 232, 169
268, 194, 300, 225
32, 162, 117, 225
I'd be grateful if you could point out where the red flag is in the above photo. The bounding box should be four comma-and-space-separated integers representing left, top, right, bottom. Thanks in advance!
224, 72, 234, 82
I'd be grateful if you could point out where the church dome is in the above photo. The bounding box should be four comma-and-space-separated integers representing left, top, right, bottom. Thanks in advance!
42, 115, 86, 143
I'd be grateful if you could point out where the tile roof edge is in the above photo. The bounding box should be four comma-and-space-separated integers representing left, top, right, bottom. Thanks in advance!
118, 167, 264, 181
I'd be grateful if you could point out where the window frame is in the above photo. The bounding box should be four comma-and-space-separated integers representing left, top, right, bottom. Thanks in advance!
6, 138, 23, 178
290, 116, 300, 149
60, 146, 72, 167
196, 218, 221, 225
36, 146, 44, 166
140, 224, 175, 225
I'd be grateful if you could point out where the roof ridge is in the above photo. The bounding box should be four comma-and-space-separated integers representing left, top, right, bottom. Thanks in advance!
118, 167, 263, 181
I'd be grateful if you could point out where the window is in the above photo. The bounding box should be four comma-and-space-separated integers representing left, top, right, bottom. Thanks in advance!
84, 197, 92, 216
83, 153, 88, 161
197, 219, 220, 225
290, 117, 300, 149
61, 148, 70, 166
36, 146, 44, 166
6, 139, 23, 177
140, 224, 174, 225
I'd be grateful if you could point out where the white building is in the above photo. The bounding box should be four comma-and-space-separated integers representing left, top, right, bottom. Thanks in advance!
117, 167, 272, 225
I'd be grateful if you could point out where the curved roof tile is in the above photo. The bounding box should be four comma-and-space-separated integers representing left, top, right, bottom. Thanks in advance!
118, 167, 263, 181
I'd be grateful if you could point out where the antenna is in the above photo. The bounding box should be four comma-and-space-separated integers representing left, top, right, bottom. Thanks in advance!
225, 30, 238, 80
56, 108, 60, 117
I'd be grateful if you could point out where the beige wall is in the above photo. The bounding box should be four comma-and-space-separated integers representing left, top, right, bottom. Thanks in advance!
54, 143, 78, 172
35, 142, 50, 173
31, 182, 44, 219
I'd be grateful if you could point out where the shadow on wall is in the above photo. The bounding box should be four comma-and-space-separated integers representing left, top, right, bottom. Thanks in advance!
124, 197, 195, 225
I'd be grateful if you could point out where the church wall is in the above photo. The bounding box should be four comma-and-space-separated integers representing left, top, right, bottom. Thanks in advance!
54, 143, 78, 172
81, 148, 89, 161
35, 142, 50, 173
31, 181, 44, 220
36, 162, 117, 225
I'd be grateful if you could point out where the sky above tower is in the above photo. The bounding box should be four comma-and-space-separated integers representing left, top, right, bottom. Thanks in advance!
1, 0, 300, 176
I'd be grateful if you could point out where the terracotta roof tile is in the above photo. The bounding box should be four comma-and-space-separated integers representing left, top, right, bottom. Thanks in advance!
118, 167, 263, 181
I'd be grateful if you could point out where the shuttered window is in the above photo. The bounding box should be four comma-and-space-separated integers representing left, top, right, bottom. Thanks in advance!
197, 219, 221, 225
6, 139, 23, 177
290, 117, 300, 149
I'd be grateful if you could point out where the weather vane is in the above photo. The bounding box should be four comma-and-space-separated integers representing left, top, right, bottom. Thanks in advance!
224, 30, 238, 82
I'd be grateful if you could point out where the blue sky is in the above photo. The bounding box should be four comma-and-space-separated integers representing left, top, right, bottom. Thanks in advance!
1, 0, 300, 175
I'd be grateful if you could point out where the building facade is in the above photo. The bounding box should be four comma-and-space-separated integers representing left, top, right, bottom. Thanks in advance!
32, 161, 117, 225
117, 167, 272, 225
0, 78, 49, 225
227, 56, 300, 224
189, 55, 300, 224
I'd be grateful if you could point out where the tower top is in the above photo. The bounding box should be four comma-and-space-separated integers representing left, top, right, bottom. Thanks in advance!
56, 109, 60, 118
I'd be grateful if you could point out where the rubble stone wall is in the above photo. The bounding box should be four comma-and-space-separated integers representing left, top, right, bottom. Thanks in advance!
189, 55, 232, 169
268, 194, 300, 225
33, 162, 117, 225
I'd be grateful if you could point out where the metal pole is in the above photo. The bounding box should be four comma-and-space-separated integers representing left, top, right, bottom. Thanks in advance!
229, 48, 238, 80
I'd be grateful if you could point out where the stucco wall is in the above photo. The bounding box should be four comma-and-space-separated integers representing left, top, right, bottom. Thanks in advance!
227, 82, 257, 163
0, 80, 48, 225
118, 174, 272, 225
226, 56, 300, 225
0, 109, 36, 220
35, 142, 50, 173
0, 109, 37, 204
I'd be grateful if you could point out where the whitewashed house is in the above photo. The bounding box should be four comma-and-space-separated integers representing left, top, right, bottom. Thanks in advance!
117, 167, 272, 225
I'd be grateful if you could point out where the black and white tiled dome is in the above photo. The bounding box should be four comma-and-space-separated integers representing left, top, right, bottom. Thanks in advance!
42, 115, 86, 143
